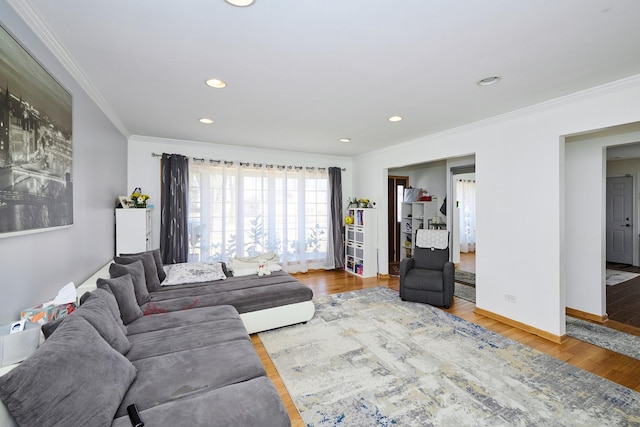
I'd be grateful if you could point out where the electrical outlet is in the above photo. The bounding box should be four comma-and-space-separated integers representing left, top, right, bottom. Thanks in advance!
504, 294, 516, 303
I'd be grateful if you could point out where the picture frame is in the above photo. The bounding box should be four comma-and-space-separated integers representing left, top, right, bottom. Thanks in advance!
0, 23, 73, 237
118, 196, 132, 209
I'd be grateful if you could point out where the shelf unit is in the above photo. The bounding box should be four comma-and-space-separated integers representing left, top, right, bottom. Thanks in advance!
344, 208, 378, 278
399, 201, 444, 261
115, 208, 152, 256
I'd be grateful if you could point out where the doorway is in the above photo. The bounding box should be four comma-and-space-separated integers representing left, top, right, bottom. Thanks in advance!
451, 167, 476, 278
605, 173, 640, 327
388, 176, 408, 276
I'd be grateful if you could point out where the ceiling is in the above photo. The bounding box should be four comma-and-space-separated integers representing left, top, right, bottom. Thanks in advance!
10, 0, 640, 157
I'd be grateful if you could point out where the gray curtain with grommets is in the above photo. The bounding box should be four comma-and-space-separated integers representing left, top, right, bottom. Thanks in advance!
160, 153, 189, 264
328, 167, 344, 269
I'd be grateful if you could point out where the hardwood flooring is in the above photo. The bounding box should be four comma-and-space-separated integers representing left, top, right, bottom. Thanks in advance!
458, 251, 476, 273
606, 264, 640, 328
252, 270, 640, 426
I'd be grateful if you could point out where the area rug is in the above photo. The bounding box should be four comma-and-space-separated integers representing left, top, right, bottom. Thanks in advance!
454, 282, 640, 362
606, 269, 640, 286
454, 269, 638, 287
259, 287, 640, 426
454, 269, 475, 286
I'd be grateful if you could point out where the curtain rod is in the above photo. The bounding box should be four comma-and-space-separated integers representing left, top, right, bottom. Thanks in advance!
151, 152, 346, 171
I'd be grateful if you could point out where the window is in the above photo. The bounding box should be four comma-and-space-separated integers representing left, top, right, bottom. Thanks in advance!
188, 162, 330, 272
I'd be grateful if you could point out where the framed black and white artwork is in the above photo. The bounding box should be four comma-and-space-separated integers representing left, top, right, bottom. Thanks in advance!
0, 24, 73, 237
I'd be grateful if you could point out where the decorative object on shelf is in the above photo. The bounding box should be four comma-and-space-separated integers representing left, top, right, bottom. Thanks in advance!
118, 196, 132, 209
403, 187, 422, 202
348, 197, 375, 208
344, 215, 354, 225
130, 187, 150, 208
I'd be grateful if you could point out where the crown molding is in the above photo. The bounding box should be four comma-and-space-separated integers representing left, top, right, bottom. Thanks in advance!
8, 0, 130, 139
357, 73, 640, 161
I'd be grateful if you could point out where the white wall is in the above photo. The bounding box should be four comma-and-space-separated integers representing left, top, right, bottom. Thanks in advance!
389, 160, 447, 203
353, 76, 640, 337
127, 135, 353, 251
0, 2, 128, 322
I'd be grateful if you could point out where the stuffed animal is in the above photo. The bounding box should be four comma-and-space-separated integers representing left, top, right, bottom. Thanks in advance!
256, 261, 271, 276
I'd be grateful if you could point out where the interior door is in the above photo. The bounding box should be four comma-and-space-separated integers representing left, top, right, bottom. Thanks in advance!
388, 176, 408, 275
606, 176, 633, 264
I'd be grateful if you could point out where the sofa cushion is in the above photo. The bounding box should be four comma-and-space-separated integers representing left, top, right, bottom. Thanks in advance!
120, 248, 166, 283
413, 247, 449, 271
126, 317, 249, 361
109, 260, 151, 305
115, 252, 161, 292
404, 268, 445, 292
0, 316, 136, 427
126, 305, 240, 335
116, 339, 266, 417
74, 296, 132, 354
111, 377, 290, 427
98, 274, 144, 324
82, 287, 128, 335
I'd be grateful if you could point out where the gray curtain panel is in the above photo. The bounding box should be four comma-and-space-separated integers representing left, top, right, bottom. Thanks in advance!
328, 167, 344, 269
160, 153, 189, 264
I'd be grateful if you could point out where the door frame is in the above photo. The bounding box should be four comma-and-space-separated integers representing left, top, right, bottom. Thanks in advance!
387, 175, 409, 270
449, 164, 476, 265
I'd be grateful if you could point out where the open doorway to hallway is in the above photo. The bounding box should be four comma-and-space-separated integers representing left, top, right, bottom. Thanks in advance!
388, 176, 409, 276
451, 167, 476, 285
606, 144, 640, 328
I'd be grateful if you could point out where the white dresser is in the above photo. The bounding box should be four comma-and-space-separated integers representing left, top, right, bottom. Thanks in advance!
115, 208, 152, 256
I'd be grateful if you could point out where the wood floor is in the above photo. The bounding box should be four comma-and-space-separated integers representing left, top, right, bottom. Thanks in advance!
251, 270, 640, 426
606, 263, 640, 328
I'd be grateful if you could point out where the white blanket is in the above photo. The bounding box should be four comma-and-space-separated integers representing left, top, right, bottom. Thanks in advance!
415, 229, 449, 249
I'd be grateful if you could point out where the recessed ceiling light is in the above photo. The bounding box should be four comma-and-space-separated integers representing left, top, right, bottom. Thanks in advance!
339, 138, 351, 143
224, 0, 256, 6
206, 78, 226, 89
477, 76, 502, 86
388, 116, 403, 122
199, 118, 214, 124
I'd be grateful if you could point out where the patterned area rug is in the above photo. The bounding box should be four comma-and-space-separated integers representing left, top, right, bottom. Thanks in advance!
454, 282, 640, 362
606, 269, 640, 286
454, 269, 640, 287
454, 269, 475, 286
259, 288, 640, 426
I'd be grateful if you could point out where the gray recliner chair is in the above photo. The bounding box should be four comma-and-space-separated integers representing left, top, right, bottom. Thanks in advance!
399, 230, 454, 308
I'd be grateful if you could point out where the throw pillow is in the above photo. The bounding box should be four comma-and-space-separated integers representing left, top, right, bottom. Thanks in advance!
221, 261, 232, 277
115, 252, 161, 292
41, 317, 63, 339
0, 316, 137, 427
97, 275, 144, 324
229, 258, 283, 277
109, 260, 151, 305
119, 248, 166, 283
74, 297, 132, 354
161, 262, 226, 286
81, 288, 128, 335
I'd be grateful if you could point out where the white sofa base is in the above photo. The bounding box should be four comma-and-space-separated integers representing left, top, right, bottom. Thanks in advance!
241, 300, 315, 334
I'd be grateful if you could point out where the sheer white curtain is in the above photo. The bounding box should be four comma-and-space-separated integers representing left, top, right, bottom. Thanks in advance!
187, 161, 331, 273
456, 179, 476, 253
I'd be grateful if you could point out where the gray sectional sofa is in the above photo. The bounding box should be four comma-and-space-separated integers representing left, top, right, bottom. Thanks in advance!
0, 251, 305, 426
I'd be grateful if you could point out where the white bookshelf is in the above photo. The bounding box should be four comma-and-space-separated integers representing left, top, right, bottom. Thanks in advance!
344, 208, 378, 278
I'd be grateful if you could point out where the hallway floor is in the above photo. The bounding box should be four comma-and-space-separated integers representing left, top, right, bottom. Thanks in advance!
458, 252, 475, 273
606, 263, 640, 328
